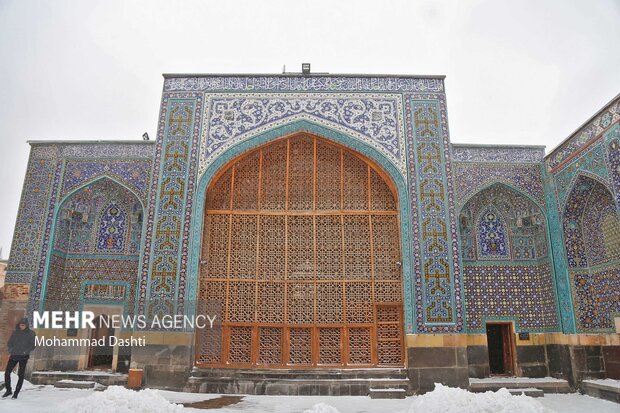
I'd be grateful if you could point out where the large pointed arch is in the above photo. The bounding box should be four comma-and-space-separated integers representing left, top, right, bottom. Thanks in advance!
40, 176, 144, 312
458, 181, 560, 333
562, 173, 620, 331
458, 181, 550, 262
189, 120, 414, 331
191, 120, 407, 366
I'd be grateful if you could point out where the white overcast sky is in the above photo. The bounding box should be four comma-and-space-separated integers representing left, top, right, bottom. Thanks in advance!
0, 0, 619, 257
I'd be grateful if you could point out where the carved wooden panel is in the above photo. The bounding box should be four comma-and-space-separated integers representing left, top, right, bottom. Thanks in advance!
197, 134, 403, 368
376, 305, 404, 365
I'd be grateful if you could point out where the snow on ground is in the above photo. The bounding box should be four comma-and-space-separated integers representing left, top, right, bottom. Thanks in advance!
303, 403, 342, 413
6, 372, 37, 390
406, 383, 552, 412
62, 386, 184, 412
1, 382, 619, 413
538, 394, 619, 413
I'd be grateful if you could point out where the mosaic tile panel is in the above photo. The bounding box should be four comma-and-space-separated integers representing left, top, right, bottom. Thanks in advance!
6, 146, 58, 283
453, 163, 546, 208
607, 135, 620, 206
451, 145, 544, 163
562, 175, 615, 268
35, 177, 144, 314
463, 263, 559, 332
200, 94, 406, 177
459, 183, 548, 262
573, 265, 620, 332
543, 171, 576, 333
406, 94, 463, 332
561, 171, 620, 332
547, 96, 620, 169
29, 154, 63, 313
554, 143, 610, 209
45, 255, 139, 313
164, 75, 444, 93
58, 143, 155, 158
53, 178, 142, 256
477, 207, 510, 259
17, 149, 152, 311
140, 95, 202, 317
582, 186, 620, 266
61, 160, 151, 202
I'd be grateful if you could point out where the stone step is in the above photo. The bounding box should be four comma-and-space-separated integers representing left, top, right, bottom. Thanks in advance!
186, 376, 411, 396
506, 388, 544, 397
469, 378, 571, 394
190, 367, 408, 380
581, 379, 620, 403
369, 387, 407, 399
31, 371, 127, 387
54, 380, 97, 389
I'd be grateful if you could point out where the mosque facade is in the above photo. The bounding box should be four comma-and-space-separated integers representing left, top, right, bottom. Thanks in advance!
2, 73, 619, 394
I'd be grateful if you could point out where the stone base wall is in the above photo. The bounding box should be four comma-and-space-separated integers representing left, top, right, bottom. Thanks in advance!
20, 330, 620, 393
0, 284, 30, 366
405, 334, 469, 393
129, 332, 194, 390
26, 329, 193, 391
603, 346, 620, 379
464, 333, 620, 387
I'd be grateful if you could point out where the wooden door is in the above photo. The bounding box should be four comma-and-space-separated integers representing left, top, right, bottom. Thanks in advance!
486, 322, 515, 375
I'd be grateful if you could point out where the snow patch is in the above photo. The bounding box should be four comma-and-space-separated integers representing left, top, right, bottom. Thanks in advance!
303, 402, 342, 413
61, 385, 184, 412
407, 383, 555, 413
5, 372, 37, 390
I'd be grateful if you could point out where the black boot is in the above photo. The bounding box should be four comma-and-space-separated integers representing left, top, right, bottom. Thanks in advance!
1, 389, 12, 398
11, 391, 18, 399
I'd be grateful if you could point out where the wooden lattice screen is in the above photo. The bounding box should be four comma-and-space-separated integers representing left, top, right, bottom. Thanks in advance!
197, 134, 404, 368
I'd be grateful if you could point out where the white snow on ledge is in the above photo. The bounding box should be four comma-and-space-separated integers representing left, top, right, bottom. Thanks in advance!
470, 377, 568, 383
583, 379, 620, 389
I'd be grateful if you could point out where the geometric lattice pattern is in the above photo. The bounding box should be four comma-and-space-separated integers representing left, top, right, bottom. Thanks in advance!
45, 256, 138, 312
197, 134, 403, 367
463, 263, 559, 332
573, 267, 620, 331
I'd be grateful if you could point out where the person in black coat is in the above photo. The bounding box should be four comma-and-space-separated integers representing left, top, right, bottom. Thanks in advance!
2, 318, 36, 399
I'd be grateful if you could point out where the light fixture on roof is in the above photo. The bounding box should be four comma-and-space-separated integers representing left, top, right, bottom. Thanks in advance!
142, 132, 150, 141
302, 63, 311, 75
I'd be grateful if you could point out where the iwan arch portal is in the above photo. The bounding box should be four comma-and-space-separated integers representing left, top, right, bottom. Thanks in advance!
2, 73, 620, 394
196, 133, 405, 368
